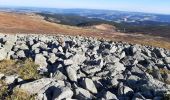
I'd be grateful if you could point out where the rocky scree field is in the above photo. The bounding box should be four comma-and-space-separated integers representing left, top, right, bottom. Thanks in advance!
0, 33, 170, 100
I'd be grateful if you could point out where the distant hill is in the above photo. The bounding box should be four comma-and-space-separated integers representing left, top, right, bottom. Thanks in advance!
38, 13, 170, 38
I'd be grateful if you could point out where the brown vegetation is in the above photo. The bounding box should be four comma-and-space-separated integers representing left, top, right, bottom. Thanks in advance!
0, 59, 40, 80
0, 12, 170, 50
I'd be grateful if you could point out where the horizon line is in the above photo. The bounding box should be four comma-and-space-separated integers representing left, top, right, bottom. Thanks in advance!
0, 5, 170, 15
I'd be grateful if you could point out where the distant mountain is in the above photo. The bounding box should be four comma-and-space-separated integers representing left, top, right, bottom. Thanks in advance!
1, 7, 170, 23
0, 6, 170, 38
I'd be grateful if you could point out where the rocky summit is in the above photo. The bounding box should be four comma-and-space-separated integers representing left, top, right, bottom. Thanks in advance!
0, 33, 170, 100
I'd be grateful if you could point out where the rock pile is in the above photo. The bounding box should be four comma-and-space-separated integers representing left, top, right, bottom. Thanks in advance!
0, 33, 170, 99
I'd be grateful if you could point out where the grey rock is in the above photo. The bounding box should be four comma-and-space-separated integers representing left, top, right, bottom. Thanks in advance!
132, 92, 145, 100
152, 69, 163, 81
4, 40, 15, 52
35, 54, 48, 69
119, 51, 126, 59
52, 48, 58, 53
164, 73, 170, 83
58, 46, 63, 52
130, 46, 138, 55
142, 48, 152, 57
114, 62, 126, 72
0, 48, 7, 60
110, 46, 117, 53
54, 70, 67, 81
6, 51, 15, 60
48, 53, 57, 64
34, 48, 40, 54
81, 78, 98, 94
64, 59, 74, 66
154, 49, 166, 58
103, 91, 118, 100
16, 50, 26, 58
0, 73, 4, 79
82, 65, 102, 75
121, 56, 138, 66
131, 65, 145, 76
118, 85, 134, 96
53, 86, 73, 100
66, 66, 77, 82
32, 42, 40, 50
75, 87, 92, 99
127, 75, 141, 87
104, 55, 120, 64
42, 51, 48, 57
28, 40, 34, 46
164, 57, 170, 64
110, 78, 119, 87
17, 43, 29, 50
18, 78, 54, 94
4, 75, 18, 84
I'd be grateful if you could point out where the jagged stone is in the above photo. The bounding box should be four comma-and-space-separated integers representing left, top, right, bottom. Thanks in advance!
66, 66, 77, 82
4, 75, 18, 84
81, 78, 98, 94
0, 48, 8, 60
34, 54, 48, 69
164, 57, 170, 64
85, 65, 102, 75
75, 87, 92, 99
52, 86, 73, 100
132, 92, 146, 100
54, 70, 67, 81
110, 78, 119, 87
48, 53, 58, 64
103, 91, 118, 100
154, 48, 167, 58
118, 85, 134, 96
0, 73, 4, 79
18, 78, 55, 94
114, 62, 126, 72
16, 50, 26, 58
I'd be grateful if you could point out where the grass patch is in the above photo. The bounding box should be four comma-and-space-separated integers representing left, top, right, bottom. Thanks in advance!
6, 88, 35, 100
18, 59, 41, 80
0, 59, 41, 80
163, 93, 170, 100
146, 68, 170, 84
0, 80, 8, 99
0, 58, 39, 100
0, 80, 35, 100
0, 60, 18, 75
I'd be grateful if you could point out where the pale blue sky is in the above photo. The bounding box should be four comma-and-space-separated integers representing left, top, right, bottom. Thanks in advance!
0, 0, 170, 14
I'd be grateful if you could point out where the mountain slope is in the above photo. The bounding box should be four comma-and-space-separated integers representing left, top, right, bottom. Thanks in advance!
0, 12, 170, 50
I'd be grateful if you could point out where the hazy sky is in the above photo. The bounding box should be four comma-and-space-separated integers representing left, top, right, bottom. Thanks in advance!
0, 0, 170, 14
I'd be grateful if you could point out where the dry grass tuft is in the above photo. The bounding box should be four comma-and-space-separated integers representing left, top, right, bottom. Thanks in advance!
6, 88, 35, 100
0, 59, 40, 80
18, 58, 41, 80
146, 68, 170, 84
0, 60, 18, 75
0, 80, 35, 100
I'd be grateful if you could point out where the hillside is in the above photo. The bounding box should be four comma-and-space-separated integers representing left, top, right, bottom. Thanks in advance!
0, 12, 98, 35
0, 12, 170, 50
